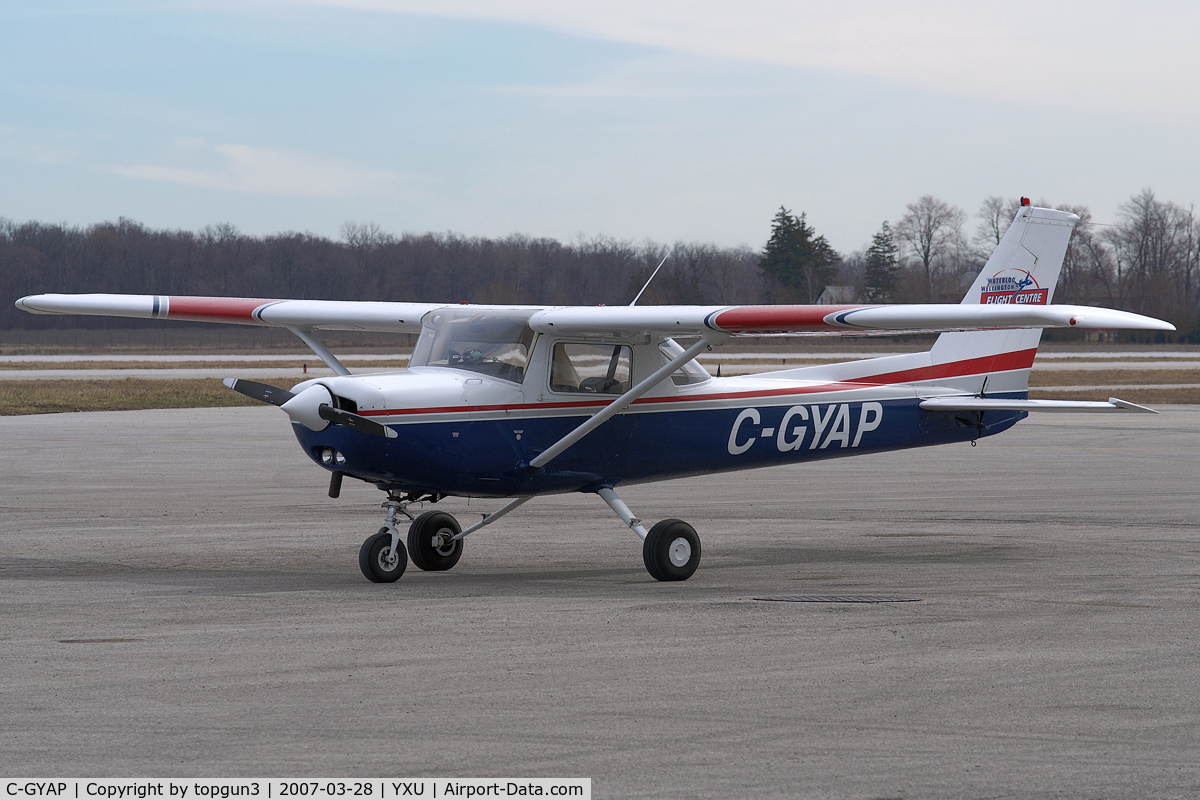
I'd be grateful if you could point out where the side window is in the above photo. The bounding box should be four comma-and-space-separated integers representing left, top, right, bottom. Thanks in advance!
659, 341, 712, 386
550, 343, 631, 394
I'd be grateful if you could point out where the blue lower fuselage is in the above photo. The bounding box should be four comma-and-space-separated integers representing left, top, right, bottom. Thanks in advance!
292, 395, 1026, 497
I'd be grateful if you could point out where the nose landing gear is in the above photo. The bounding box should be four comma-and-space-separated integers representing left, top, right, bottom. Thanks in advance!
358, 495, 417, 583
359, 527, 407, 583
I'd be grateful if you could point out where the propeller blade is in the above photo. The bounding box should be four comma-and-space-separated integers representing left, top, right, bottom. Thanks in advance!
225, 378, 395, 439
223, 378, 295, 406
318, 404, 398, 439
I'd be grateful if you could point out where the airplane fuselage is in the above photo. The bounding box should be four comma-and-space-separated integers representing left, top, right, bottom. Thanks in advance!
291, 361, 1025, 498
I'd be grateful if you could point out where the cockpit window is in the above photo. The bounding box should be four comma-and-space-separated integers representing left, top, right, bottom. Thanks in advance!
410, 307, 537, 384
659, 339, 712, 386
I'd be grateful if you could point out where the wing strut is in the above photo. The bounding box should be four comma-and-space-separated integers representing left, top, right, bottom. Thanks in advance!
451, 496, 534, 541
529, 332, 725, 469
288, 326, 350, 376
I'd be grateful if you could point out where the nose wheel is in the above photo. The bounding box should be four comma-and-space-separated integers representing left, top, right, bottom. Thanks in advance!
359, 528, 408, 583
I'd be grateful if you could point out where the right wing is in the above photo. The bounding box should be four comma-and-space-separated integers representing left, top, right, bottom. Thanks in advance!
15, 293, 441, 333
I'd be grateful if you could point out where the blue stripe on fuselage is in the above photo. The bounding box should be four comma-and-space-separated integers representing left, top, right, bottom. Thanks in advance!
292, 396, 1026, 497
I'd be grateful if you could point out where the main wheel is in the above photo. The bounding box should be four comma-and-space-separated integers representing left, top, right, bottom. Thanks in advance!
643, 518, 701, 581
359, 527, 407, 583
407, 511, 463, 572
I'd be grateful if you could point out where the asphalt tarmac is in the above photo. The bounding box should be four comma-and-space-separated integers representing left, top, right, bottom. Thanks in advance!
2, 406, 1199, 798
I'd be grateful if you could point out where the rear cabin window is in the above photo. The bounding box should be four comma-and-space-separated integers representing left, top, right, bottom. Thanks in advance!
549, 343, 631, 395
659, 340, 712, 386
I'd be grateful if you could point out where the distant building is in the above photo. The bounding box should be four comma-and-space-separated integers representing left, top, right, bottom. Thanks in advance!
814, 285, 856, 304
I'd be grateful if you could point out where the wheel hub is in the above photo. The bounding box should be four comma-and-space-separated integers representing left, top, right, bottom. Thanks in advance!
378, 547, 398, 570
668, 537, 692, 567
433, 528, 456, 556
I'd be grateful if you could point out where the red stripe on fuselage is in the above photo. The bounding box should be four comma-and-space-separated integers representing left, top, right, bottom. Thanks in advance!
357, 349, 1038, 418
166, 296, 279, 323
851, 348, 1037, 387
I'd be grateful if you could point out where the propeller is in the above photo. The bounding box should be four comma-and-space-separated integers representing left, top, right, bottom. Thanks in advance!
223, 378, 396, 439
223, 378, 294, 406
319, 404, 398, 439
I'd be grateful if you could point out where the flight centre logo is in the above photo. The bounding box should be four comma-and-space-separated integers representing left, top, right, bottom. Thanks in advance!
980, 269, 1048, 304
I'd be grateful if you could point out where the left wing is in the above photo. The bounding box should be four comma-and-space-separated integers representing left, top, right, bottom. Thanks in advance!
527, 303, 1175, 336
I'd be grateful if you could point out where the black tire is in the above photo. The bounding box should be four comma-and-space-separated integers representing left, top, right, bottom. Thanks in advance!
359, 527, 407, 583
643, 519, 701, 582
407, 511, 463, 572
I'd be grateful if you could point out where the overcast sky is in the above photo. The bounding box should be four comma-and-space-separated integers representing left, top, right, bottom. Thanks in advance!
3, 0, 1198, 255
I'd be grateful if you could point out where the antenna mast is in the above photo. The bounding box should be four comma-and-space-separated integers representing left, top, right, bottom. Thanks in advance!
630, 247, 673, 306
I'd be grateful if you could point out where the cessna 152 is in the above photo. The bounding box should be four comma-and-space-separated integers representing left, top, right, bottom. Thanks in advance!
16, 203, 1175, 583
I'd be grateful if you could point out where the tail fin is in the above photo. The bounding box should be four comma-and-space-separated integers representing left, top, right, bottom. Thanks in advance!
928, 203, 1079, 396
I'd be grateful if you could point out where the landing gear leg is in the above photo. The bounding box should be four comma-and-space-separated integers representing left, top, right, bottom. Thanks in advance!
596, 487, 701, 582
358, 494, 414, 583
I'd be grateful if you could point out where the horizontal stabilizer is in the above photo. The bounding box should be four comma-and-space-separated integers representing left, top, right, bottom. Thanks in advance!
919, 397, 1157, 413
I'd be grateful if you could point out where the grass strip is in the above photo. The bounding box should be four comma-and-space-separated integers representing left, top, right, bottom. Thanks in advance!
0, 378, 268, 415
2, 359, 406, 370
1032, 387, 1200, 404
1029, 369, 1200, 386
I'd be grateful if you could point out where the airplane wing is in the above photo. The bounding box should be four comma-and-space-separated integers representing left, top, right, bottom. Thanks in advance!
527, 303, 1176, 335
14, 293, 440, 333
17, 293, 1174, 338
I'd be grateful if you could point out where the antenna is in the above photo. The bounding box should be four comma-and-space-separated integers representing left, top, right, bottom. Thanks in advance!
630, 247, 673, 306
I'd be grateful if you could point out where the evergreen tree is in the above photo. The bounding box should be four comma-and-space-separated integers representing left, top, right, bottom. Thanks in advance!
759, 206, 838, 303
863, 221, 899, 303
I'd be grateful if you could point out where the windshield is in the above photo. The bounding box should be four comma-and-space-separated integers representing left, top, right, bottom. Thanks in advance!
410, 307, 537, 384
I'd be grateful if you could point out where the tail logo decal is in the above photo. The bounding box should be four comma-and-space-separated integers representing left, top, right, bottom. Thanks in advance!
981, 269, 1048, 305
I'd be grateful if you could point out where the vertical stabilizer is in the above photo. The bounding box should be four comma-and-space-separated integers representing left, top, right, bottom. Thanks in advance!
928, 204, 1079, 395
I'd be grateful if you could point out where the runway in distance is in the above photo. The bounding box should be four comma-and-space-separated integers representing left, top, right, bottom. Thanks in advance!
16, 201, 1175, 583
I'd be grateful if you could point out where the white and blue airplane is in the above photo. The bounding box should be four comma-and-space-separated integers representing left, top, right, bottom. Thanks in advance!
16, 203, 1174, 583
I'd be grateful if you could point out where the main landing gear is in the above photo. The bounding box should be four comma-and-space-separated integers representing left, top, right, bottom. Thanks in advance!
358, 489, 701, 583
598, 487, 702, 582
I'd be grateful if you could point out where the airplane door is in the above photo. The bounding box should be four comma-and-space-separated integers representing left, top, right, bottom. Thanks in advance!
532, 341, 634, 473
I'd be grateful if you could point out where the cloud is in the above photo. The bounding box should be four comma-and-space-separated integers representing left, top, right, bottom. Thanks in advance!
109, 143, 399, 198
0, 123, 80, 165
277, 0, 1200, 121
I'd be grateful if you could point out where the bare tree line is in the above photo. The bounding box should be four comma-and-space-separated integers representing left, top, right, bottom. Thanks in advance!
3, 187, 1198, 340
0, 219, 767, 331
838, 189, 1200, 340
